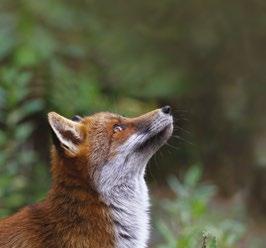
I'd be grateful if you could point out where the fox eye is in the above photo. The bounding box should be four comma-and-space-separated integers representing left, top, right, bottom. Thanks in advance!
113, 124, 126, 133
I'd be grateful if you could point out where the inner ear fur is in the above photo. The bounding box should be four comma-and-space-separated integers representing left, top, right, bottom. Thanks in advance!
48, 112, 84, 153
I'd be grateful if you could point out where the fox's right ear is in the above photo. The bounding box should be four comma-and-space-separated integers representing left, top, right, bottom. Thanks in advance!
48, 112, 84, 154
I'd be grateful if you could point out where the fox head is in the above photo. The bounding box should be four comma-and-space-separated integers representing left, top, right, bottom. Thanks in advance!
48, 106, 173, 194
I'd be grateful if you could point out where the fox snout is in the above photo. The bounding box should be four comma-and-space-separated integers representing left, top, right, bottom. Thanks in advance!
127, 106, 174, 153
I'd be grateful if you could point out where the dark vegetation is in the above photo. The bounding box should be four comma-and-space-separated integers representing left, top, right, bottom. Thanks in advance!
0, 0, 266, 246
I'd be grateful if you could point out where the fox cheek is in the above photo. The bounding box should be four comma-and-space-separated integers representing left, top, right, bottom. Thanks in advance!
48, 112, 84, 155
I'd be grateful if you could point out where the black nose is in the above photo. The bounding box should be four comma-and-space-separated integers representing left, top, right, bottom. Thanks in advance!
161, 105, 171, 114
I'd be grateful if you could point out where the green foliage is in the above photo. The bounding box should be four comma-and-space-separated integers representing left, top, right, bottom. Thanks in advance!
0, 67, 49, 217
156, 166, 246, 248
0, 1, 264, 246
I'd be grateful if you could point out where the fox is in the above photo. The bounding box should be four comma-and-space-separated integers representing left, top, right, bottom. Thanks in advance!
0, 106, 173, 248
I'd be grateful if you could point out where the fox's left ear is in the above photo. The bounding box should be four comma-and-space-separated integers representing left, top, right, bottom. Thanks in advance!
48, 112, 84, 154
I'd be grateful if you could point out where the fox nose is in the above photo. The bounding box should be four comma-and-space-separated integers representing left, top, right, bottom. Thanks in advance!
161, 105, 171, 115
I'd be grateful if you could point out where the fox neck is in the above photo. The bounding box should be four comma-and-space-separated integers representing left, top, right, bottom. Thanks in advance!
98, 153, 151, 248
45, 183, 116, 247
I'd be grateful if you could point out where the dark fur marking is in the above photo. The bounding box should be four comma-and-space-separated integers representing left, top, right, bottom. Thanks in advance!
71, 115, 82, 122
119, 232, 135, 240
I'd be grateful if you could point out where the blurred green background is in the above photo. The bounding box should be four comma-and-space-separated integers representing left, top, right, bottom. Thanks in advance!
0, 0, 266, 247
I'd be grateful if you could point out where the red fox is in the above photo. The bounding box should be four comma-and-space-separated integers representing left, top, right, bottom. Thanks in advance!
0, 106, 173, 248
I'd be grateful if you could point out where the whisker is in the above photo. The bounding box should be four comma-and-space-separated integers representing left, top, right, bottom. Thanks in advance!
165, 147, 172, 155
172, 109, 189, 113
173, 126, 191, 134
172, 135, 194, 146
165, 142, 180, 151
175, 117, 189, 122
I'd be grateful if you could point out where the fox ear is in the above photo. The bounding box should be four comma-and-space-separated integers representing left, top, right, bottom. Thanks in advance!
48, 112, 83, 154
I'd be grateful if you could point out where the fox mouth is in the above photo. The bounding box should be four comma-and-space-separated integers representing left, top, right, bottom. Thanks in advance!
136, 124, 173, 151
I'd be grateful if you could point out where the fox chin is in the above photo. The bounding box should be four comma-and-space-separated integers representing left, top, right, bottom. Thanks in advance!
0, 106, 173, 248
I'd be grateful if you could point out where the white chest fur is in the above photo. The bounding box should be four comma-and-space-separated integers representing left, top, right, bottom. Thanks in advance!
109, 178, 150, 248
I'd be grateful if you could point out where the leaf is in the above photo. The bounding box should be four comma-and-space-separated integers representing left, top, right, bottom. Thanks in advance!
15, 123, 34, 142
20, 99, 44, 116
168, 175, 188, 197
14, 46, 39, 67
157, 221, 176, 247
184, 166, 202, 188
208, 237, 217, 248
